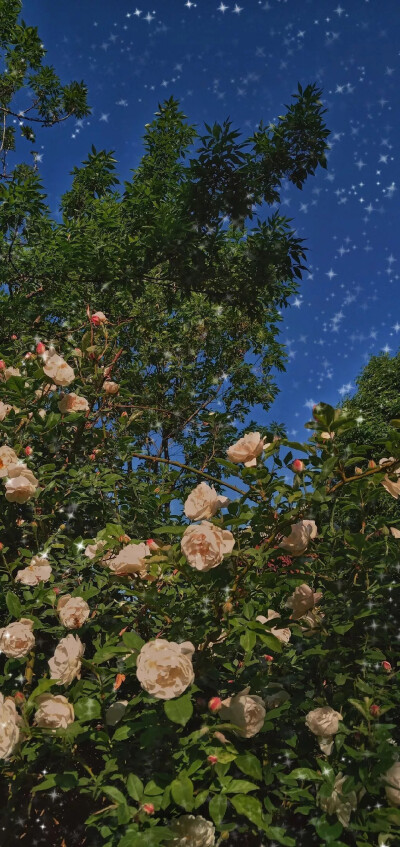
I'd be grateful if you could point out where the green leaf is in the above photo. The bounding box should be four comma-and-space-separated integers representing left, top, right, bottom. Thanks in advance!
231, 794, 265, 829
223, 779, 258, 794
73, 697, 101, 721
264, 826, 296, 846
122, 631, 145, 651
240, 629, 256, 653
152, 524, 186, 535
235, 754, 262, 781
119, 828, 173, 847
209, 793, 227, 825
127, 773, 144, 802
102, 785, 128, 806
288, 768, 320, 781
164, 693, 193, 726
27, 677, 57, 707
6, 591, 21, 618
171, 775, 194, 811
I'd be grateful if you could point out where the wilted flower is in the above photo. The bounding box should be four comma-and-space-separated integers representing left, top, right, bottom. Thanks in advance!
256, 609, 291, 644
286, 584, 323, 620
103, 380, 119, 395
305, 706, 343, 755
379, 457, 400, 500
318, 772, 357, 826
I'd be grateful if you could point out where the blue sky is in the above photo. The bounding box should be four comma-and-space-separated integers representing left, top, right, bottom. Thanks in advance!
16, 0, 400, 457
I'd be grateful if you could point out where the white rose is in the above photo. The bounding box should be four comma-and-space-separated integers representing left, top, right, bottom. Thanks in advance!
0, 618, 35, 658
48, 634, 85, 686
167, 815, 215, 847
57, 595, 90, 629
256, 609, 291, 644
2, 367, 20, 381
379, 457, 400, 500
84, 540, 106, 559
0, 402, 12, 421
103, 380, 119, 395
279, 519, 318, 557
181, 520, 235, 572
136, 639, 195, 700
219, 686, 266, 738
305, 706, 343, 755
319, 772, 357, 827
43, 351, 75, 387
226, 431, 268, 467
390, 527, 400, 539
58, 393, 89, 414
15, 555, 52, 586
34, 694, 74, 730
384, 761, 400, 806
0, 446, 19, 478
286, 584, 323, 620
5, 471, 38, 503
106, 542, 151, 578
184, 482, 230, 521
0, 693, 22, 760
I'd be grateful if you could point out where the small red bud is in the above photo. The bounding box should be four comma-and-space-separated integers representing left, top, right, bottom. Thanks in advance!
264, 655, 274, 662
24, 446, 33, 456
292, 459, 304, 473
0, 360, 5, 369
207, 755, 218, 765
208, 697, 222, 712
0, 543, 3, 551
368, 459, 377, 469
121, 411, 128, 417
370, 704, 380, 717
14, 692, 25, 703
36, 342, 46, 354
382, 660, 392, 672
53, 588, 60, 595
89, 453, 96, 461
142, 803, 154, 815
11, 334, 17, 340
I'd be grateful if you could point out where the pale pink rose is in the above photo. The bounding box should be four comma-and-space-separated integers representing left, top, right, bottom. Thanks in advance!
105, 700, 128, 726
319, 772, 357, 827
219, 686, 266, 738
256, 609, 291, 644
384, 761, 400, 806
34, 694, 74, 730
103, 380, 119, 395
57, 595, 90, 629
58, 393, 89, 414
305, 706, 343, 755
279, 519, 318, 557
285, 584, 323, 620
92, 311, 108, 324
380, 457, 400, 499
0, 618, 35, 658
48, 634, 85, 686
167, 815, 215, 847
0, 402, 12, 421
6, 462, 38, 486
84, 540, 106, 560
2, 367, 21, 381
43, 351, 75, 387
390, 527, 400, 539
184, 482, 230, 521
106, 542, 151, 578
0, 693, 23, 760
15, 555, 52, 586
320, 431, 335, 440
5, 470, 38, 504
226, 431, 269, 467
181, 520, 235, 571
136, 639, 195, 700
0, 446, 19, 478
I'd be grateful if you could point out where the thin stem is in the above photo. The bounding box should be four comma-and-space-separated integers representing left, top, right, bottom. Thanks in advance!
130, 452, 255, 498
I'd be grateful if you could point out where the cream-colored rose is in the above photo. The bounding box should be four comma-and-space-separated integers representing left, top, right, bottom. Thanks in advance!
34, 694, 74, 730
319, 772, 357, 827
105, 700, 128, 726
103, 380, 119, 395
384, 761, 400, 806
6, 462, 38, 486
58, 393, 89, 414
265, 685, 290, 710
256, 609, 291, 644
0, 618, 35, 658
184, 482, 230, 521
2, 367, 20, 381
226, 431, 268, 467
43, 351, 75, 387
305, 706, 343, 755
48, 634, 84, 686
320, 431, 335, 440
106, 542, 151, 578
0, 402, 12, 421
279, 519, 318, 556
84, 540, 106, 559
15, 555, 52, 586
92, 311, 108, 324
5, 469, 38, 504
0, 693, 22, 760
57, 595, 90, 629
219, 686, 266, 738
286, 583, 323, 620
0, 446, 19, 478
136, 639, 195, 700
181, 520, 235, 572
167, 815, 215, 847
379, 457, 400, 500
390, 527, 400, 539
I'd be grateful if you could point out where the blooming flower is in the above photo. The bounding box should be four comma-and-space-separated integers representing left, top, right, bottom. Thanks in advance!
279, 519, 318, 557
305, 706, 343, 755
166, 814, 215, 847
256, 609, 291, 644
181, 521, 235, 571
48, 634, 85, 686
184, 482, 230, 521
106, 542, 151, 578
0, 693, 23, 760
34, 694, 74, 730
0, 618, 35, 658
136, 639, 195, 700
219, 686, 266, 738
383, 761, 400, 806
226, 431, 269, 467
58, 393, 89, 414
43, 351, 75, 387
15, 555, 52, 586
57, 595, 90, 629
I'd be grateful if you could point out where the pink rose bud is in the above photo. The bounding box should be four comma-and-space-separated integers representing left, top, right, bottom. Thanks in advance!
14, 692, 25, 703
147, 539, 160, 551
355, 466, 363, 475
207, 755, 218, 765
89, 453, 96, 461
292, 459, 304, 473
36, 342, 46, 354
11, 335, 17, 340
208, 697, 222, 712
142, 804, 154, 815
382, 661, 392, 672
54, 588, 60, 595
264, 655, 274, 663
25, 352, 33, 360
24, 446, 33, 456
91, 315, 101, 326
368, 459, 376, 469
370, 704, 380, 717
121, 411, 128, 417
0, 360, 5, 369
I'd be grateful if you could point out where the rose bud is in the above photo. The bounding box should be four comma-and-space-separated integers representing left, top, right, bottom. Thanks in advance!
223, 601, 233, 614
36, 342, 46, 354
142, 804, 154, 815
11, 335, 17, 340
53, 588, 60, 595
355, 466, 363, 475
207, 755, 218, 765
24, 352, 33, 360
264, 655, 274, 663
368, 459, 377, 469
370, 704, 380, 717
121, 411, 128, 417
292, 459, 304, 473
0, 360, 5, 369
0, 543, 3, 551
96, 723, 103, 731
14, 692, 25, 704
382, 660, 392, 672
147, 538, 160, 551
91, 315, 101, 326
89, 453, 96, 461
24, 446, 33, 456
208, 697, 222, 713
